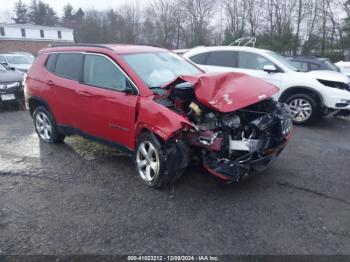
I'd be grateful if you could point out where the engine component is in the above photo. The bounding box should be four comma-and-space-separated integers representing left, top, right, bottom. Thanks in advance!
199, 132, 218, 146
189, 102, 202, 116
198, 112, 217, 131
229, 136, 264, 152
222, 114, 241, 128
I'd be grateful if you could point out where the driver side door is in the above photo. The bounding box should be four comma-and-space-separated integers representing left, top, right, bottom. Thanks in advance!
76, 53, 139, 150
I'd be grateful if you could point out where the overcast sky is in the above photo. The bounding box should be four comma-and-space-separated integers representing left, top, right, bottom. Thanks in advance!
0, 0, 146, 21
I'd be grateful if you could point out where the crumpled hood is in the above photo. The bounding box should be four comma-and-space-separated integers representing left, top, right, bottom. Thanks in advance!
306, 70, 350, 83
174, 72, 279, 113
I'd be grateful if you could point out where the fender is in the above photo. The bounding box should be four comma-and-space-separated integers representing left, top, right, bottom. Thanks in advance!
135, 97, 196, 142
278, 86, 324, 106
27, 96, 52, 116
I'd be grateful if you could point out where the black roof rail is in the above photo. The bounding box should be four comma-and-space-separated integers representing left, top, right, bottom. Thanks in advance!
48, 43, 114, 51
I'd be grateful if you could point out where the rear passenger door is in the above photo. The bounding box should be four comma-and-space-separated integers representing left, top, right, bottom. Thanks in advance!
45, 52, 84, 127
76, 53, 138, 149
196, 51, 240, 73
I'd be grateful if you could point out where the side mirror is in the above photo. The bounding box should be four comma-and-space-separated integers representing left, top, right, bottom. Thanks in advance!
263, 65, 278, 73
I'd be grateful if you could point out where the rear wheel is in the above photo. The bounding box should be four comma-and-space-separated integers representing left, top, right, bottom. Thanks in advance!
33, 106, 65, 143
286, 93, 319, 125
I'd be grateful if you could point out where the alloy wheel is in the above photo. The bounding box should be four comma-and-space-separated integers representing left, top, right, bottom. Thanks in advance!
288, 98, 312, 123
136, 141, 160, 183
35, 112, 53, 141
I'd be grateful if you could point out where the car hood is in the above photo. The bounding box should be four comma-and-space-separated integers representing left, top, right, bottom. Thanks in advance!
168, 72, 279, 113
9, 64, 32, 71
0, 70, 23, 83
306, 70, 350, 83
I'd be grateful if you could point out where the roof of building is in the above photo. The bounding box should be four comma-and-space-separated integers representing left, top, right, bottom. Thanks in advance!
0, 23, 73, 31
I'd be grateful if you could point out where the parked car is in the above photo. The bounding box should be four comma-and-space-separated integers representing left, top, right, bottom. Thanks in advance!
0, 53, 34, 72
335, 61, 350, 78
26, 44, 292, 188
286, 56, 341, 73
0, 63, 24, 105
183, 46, 350, 124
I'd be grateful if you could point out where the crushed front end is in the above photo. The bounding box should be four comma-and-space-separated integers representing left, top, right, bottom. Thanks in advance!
186, 99, 292, 183
152, 73, 293, 183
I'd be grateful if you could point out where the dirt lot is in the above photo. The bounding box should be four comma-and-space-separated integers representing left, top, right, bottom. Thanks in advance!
0, 108, 349, 255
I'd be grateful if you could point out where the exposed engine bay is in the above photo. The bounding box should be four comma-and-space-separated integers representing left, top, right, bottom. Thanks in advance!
153, 80, 292, 183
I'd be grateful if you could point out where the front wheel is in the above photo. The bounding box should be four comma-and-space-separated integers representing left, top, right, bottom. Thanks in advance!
134, 132, 186, 189
285, 93, 319, 125
33, 106, 65, 143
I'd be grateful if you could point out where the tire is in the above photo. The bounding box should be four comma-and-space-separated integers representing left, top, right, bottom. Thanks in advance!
134, 132, 186, 189
33, 106, 65, 143
285, 93, 319, 125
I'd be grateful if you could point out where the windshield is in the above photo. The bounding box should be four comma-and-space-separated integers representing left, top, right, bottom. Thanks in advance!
4, 55, 32, 65
266, 51, 298, 71
122, 52, 202, 88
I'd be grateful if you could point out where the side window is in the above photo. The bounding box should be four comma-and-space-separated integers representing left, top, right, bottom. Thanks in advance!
83, 54, 131, 92
54, 53, 83, 81
238, 52, 274, 70
310, 63, 320, 70
190, 53, 209, 64
290, 61, 308, 72
206, 51, 237, 67
45, 54, 58, 72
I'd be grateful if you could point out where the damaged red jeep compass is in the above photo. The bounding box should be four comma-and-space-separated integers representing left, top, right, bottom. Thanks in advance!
26, 44, 292, 188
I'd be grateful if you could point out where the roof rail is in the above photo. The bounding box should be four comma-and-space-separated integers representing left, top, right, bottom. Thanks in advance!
48, 43, 114, 51
229, 37, 256, 47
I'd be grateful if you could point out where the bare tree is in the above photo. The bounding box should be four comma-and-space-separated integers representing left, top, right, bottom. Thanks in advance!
180, 0, 216, 46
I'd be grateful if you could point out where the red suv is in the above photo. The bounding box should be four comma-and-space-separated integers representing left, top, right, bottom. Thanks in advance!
26, 44, 292, 188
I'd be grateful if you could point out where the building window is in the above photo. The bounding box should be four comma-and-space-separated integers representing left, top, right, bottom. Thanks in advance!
21, 28, 26, 37
57, 31, 62, 39
0, 27, 5, 36
40, 30, 44, 38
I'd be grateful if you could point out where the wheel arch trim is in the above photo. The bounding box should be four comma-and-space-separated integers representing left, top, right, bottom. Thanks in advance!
279, 86, 324, 107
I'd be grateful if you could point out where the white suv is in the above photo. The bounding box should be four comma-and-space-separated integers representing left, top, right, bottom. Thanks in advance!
183, 46, 350, 124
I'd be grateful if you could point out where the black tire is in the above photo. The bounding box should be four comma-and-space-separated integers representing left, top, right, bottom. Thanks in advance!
285, 93, 320, 125
134, 132, 186, 189
33, 106, 65, 143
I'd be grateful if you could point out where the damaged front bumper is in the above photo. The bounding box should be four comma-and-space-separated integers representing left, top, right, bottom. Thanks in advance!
203, 140, 289, 183
200, 103, 293, 183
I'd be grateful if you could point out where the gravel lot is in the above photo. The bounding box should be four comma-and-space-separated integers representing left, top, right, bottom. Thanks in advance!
0, 108, 349, 255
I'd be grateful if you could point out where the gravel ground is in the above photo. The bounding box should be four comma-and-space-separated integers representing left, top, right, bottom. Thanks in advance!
0, 108, 349, 255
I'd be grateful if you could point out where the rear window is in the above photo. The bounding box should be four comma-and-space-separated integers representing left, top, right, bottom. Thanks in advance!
54, 53, 83, 81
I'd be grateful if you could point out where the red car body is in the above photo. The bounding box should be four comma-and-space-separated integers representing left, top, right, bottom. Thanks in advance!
26, 44, 292, 188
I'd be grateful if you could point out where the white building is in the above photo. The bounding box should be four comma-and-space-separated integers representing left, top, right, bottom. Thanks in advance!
0, 23, 74, 54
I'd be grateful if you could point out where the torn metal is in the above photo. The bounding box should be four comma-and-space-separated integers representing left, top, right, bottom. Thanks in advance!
151, 72, 293, 183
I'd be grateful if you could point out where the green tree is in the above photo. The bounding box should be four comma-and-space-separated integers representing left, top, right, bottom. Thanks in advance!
12, 0, 28, 24
62, 3, 74, 26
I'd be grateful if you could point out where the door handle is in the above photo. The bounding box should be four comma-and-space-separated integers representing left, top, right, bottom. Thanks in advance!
46, 80, 55, 85
77, 91, 93, 97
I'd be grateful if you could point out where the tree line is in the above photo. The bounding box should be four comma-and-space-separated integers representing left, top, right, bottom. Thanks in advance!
11, 0, 350, 60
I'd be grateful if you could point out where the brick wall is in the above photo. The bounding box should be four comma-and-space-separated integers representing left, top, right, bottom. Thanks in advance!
0, 40, 74, 55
